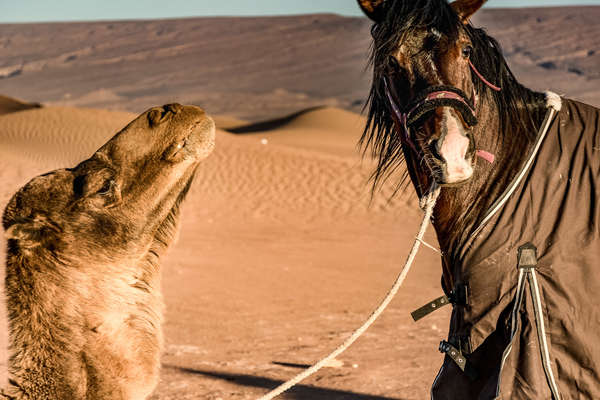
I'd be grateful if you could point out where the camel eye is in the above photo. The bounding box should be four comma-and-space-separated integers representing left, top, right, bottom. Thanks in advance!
462, 45, 473, 58
173, 138, 187, 154
97, 180, 113, 195
164, 138, 188, 161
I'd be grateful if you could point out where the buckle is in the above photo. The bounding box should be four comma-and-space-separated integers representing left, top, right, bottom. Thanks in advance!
439, 340, 478, 380
518, 243, 538, 269
448, 283, 469, 306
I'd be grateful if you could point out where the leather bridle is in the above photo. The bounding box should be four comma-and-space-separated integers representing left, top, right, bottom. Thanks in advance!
384, 59, 501, 163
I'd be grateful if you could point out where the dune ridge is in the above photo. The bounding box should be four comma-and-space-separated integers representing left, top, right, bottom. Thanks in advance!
0, 95, 41, 116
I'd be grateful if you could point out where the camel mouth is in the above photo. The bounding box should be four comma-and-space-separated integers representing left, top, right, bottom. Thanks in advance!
164, 114, 215, 163
187, 116, 216, 161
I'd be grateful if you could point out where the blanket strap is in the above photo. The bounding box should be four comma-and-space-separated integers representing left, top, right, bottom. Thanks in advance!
439, 340, 478, 380
411, 295, 449, 321
523, 245, 562, 400
411, 284, 468, 321
495, 244, 562, 399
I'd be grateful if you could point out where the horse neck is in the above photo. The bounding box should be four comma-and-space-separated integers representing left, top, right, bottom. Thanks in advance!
431, 89, 547, 264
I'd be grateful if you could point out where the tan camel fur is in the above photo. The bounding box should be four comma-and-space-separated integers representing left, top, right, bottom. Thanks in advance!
1, 103, 215, 399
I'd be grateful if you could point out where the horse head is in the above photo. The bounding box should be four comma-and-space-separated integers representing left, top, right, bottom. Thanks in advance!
359, 0, 549, 272
359, 0, 496, 192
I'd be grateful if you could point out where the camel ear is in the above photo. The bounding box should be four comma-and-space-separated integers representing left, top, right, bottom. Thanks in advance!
357, 0, 387, 22
5, 222, 43, 248
4, 216, 60, 249
450, 0, 487, 24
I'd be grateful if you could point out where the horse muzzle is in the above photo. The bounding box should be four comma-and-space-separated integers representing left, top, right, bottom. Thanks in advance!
384, 79, 478, 185
428, 109, 476, 185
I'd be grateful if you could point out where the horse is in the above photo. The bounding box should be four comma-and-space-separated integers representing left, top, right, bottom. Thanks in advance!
357, 0, 600, 398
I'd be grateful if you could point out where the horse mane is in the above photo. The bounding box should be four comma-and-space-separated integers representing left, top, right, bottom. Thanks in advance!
361, 0, 547, 193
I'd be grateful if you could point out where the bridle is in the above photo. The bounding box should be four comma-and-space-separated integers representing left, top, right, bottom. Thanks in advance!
384, 58, 501, 163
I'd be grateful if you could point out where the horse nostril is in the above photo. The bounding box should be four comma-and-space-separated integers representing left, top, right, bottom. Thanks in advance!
430, 140, 444, 162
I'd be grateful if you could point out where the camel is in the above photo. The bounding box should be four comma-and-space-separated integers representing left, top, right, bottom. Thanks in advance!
1, 103, 215, 399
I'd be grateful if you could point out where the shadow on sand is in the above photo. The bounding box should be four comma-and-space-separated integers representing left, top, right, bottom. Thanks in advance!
164, 364, 406, 400
225, 106, 326, 134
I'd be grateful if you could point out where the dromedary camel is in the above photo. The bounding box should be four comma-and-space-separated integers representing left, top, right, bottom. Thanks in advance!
1, 103, 215, 399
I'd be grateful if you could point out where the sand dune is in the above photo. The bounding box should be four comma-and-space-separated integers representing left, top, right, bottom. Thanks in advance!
0, 102, 439, 399
0, 105, 135, 166
0, 95, 41, 116
225, 107, 368, 157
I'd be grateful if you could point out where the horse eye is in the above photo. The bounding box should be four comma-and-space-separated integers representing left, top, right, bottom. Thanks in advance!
388, 56, 402, 73
462, 45, 473, 58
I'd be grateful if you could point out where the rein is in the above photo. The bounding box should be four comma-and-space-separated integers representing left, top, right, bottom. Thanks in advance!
469, 59, 502, 92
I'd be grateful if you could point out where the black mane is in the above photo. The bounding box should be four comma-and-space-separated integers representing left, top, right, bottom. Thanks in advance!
361, 0, 547, 193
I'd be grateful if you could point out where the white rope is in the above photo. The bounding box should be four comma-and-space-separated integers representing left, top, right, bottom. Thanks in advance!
257, 185, 441, 400
415, 237, 442, 254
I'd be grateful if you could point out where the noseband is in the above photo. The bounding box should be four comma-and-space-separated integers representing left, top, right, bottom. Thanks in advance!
384, 60, 501, 160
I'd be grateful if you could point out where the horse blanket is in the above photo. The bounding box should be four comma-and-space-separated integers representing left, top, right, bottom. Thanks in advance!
431, 96, 600, 399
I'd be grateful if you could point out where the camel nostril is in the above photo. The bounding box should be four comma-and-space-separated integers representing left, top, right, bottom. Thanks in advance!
166, 103, 183, 114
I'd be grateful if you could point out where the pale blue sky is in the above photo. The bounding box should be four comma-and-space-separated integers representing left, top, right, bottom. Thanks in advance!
1, 0, 599, 23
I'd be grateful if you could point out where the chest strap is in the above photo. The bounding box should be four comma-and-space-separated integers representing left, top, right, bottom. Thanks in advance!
411, 284, 469, 322
411, 295, 449, 321
496, 243, 562, 399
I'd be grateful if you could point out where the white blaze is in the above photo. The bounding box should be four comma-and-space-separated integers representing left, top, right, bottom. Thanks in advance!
438, 109, 473, 183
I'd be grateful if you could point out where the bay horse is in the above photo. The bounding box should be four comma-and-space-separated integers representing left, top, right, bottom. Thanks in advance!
358, 0, 600, 398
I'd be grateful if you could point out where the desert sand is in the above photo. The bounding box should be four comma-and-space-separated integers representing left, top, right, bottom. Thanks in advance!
0, 6, 598, 399
0, 97, 445, 399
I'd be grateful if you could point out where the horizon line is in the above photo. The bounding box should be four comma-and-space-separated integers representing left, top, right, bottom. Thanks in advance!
1, 5, 598, 25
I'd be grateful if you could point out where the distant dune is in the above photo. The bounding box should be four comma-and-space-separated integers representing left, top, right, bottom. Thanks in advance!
0, 95, 41, 116
0, 7, 598, 120
224, 106, 368, 157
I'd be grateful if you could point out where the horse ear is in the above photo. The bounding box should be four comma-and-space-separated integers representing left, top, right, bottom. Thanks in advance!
450, 0, 487, 24
357, 0, 387, 22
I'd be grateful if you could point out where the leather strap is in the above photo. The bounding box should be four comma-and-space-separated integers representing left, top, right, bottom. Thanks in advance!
411, 295, 450, 322
439, 340, 478, 380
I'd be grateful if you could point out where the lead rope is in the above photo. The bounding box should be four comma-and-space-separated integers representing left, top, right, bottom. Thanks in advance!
257, 184, 441, 400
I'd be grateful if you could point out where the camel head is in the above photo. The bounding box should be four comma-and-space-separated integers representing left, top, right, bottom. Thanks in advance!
2, 103, 215, 264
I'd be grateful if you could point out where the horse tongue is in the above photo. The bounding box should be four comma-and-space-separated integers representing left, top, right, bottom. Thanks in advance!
476, 150, 495, 164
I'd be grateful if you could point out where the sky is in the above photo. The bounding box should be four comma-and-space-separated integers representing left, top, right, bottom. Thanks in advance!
1, 0, 599, 23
